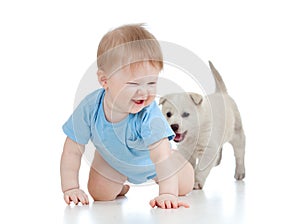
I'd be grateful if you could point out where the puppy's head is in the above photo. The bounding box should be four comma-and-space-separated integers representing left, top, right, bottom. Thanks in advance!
160, 92, 203, 144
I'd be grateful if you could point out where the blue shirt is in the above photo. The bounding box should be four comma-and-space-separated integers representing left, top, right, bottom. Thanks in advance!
63, 89, 174, 184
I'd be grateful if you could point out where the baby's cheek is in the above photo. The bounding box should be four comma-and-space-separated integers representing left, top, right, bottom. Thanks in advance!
145, 96, 156, 106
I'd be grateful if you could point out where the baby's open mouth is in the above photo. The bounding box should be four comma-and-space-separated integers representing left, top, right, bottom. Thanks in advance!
133, 99, 145, 105
174, 131, 187, 143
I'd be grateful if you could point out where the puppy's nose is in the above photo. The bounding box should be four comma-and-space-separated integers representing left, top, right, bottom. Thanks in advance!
171, 124, 179, 132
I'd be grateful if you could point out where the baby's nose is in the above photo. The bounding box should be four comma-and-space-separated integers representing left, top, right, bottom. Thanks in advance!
136, 87, 148, 96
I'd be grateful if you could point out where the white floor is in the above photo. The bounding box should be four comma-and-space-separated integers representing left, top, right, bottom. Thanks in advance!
60, 152, 300, 224
63, 182, 247, 224
2, 133, 300, 224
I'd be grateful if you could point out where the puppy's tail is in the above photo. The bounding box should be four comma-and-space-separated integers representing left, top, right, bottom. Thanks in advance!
209, 61, 228, 94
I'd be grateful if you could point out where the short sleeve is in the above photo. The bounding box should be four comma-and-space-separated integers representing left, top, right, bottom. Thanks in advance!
62, 90, 101, 145
140, 101, 174, 147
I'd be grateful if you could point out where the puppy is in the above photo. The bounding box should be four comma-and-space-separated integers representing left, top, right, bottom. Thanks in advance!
160, 61, 246, 189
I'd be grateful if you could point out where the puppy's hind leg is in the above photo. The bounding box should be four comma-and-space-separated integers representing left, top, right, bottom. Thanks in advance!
230, 130, 246, 180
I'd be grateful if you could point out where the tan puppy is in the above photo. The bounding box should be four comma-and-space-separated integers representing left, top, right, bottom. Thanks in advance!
159, 61, 246, 189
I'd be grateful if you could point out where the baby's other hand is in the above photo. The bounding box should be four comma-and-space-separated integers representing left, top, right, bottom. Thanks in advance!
149, 194, 189, 209
63, 188, 89, 205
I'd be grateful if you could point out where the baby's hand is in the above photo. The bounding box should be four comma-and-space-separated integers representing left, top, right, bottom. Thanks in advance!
63, 188, 89, 205
149, 194, 189, 209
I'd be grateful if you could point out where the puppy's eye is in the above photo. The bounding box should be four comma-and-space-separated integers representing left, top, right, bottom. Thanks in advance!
182, 112, 190, 118
166, 112, 172, 118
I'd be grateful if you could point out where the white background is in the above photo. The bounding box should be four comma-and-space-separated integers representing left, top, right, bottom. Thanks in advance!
1, 0, 299, 223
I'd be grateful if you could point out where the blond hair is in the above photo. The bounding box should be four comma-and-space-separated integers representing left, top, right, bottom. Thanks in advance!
97, 24, 163, 75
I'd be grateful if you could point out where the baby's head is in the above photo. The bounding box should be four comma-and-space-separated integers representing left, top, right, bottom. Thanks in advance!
97, 24, 163, 116
97, 23, 163, 76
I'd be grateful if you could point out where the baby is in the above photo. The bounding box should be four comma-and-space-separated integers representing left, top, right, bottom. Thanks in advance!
60, 24, 194, 209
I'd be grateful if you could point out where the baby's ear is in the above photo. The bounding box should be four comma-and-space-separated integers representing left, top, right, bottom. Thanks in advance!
97, 70, 108, 88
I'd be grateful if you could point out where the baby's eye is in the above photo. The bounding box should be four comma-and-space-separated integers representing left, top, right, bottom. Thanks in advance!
147, 82, 157, 85
126, 82, 139, 86
166, 112, 172, 118
182, 112, 190, 118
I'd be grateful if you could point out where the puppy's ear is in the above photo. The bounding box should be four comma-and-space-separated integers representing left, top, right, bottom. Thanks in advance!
159, 97, 167, 105
189, 93, 203, 105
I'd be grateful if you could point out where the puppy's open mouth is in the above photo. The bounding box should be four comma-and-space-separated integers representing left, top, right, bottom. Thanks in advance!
174, 131, 187, 143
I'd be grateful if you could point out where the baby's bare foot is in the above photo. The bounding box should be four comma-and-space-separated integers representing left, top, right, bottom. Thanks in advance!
118, 184, 130, 196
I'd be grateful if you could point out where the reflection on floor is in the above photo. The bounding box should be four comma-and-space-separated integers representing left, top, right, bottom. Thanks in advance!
63, 176, 247, 224
61, 148, 299, 224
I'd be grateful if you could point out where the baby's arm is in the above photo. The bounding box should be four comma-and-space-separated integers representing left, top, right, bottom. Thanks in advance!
60, 137, 89, 205
149, 138, 189, 209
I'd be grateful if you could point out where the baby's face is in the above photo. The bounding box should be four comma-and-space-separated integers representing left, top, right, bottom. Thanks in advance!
105, 62, 160, 115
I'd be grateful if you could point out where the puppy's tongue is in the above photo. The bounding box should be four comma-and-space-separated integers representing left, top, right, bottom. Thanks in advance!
174, 133, 183, 142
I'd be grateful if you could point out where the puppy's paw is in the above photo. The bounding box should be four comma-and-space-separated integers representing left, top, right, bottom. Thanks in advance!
193, 182, 203, 190
234, 170, 245, 180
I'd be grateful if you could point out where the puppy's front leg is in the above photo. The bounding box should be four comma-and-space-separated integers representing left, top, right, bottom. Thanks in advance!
188, 156, 197, 170
193, 163, 213, 190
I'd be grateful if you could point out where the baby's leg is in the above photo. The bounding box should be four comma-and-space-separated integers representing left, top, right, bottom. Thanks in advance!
88, 151, 129, 201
